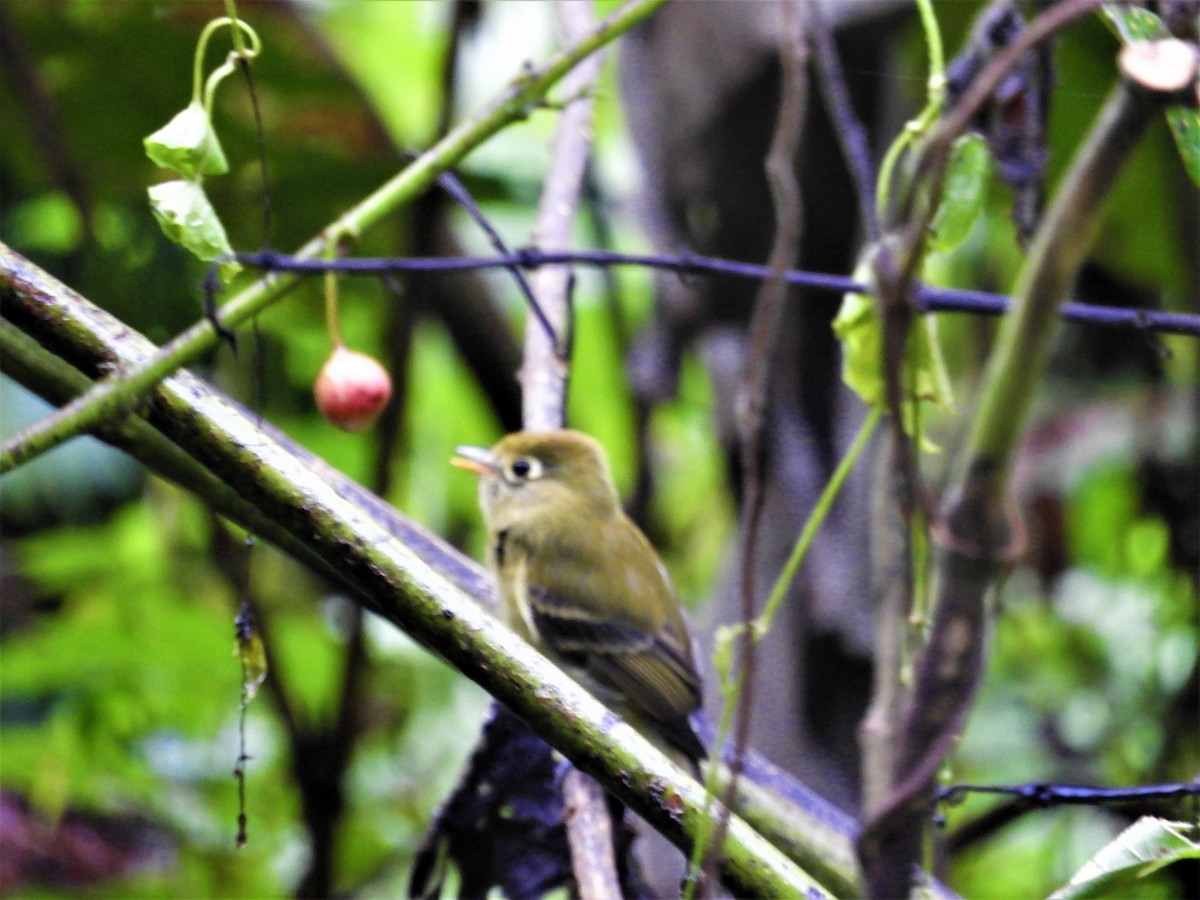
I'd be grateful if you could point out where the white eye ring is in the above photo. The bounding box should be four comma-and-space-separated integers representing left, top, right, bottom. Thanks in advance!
507, 457, 542, 482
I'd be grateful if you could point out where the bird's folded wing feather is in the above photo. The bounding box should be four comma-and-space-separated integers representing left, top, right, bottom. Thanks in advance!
525, 529, 702, 733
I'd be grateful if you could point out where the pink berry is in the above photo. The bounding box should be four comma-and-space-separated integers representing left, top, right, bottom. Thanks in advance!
314, 347, 392, 432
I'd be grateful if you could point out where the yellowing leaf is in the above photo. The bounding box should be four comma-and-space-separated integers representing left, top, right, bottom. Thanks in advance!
236, 619, 268, 702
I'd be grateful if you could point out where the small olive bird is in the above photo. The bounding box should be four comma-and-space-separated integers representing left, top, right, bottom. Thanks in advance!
453, 429, 706, 765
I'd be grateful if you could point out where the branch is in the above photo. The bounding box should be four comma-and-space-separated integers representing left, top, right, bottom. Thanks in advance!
517, 2, 618, 895
717, 0, 808, 884
0, 243, 833, 900
0, 0, 670, 474
859, 81, 1158, 900
520, 0, 601, 430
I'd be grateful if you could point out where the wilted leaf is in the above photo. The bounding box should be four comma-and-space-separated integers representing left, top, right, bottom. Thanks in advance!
236, 624, 268, 702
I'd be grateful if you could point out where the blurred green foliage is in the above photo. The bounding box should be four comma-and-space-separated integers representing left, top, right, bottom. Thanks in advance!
0, 1, 1195, 898
0, 2, 726, 895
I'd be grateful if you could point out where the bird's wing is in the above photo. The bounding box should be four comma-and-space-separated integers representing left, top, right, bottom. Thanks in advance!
523, 520, 704, 758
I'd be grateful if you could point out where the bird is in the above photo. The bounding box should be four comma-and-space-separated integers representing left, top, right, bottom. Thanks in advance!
452, 429, 706, 766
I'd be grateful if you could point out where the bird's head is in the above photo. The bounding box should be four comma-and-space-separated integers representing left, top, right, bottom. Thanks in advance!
452, 430, 620, 530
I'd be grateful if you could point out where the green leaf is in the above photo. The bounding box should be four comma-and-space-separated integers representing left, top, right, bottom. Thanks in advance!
1049, 817, 1200, 899
832, 285, 885, 408
147, 179, 240, 280
1165, 107, 1200, 188
1100, 5, 1169, 42
144, 101, 229, 179
832, 259, 954, 449
929, 133, 992, 253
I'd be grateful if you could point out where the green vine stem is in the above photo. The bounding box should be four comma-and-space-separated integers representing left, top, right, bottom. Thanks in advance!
192, 16, 259, 111
950, 84, 1155, 492
0, 0, 670, 476
874, 0, 946, 223
222, 0, 250, 58
323, 245, 346, 350
689, 407, 883, 891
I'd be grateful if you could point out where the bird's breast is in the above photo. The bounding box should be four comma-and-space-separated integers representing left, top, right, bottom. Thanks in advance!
498, 552, 540, 645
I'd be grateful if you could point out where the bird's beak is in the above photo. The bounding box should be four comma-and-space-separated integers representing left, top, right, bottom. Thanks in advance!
451, 445, 499, 476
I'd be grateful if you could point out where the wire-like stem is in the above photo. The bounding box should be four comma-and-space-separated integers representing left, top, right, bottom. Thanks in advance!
704, 5, 808, 891
434, 170, 557, 347
226, 247, 1200, 336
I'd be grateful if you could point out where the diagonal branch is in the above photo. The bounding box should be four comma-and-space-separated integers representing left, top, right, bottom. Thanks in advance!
0, 244, 833, 899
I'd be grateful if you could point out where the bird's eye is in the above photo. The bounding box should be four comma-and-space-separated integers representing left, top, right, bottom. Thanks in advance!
508, 457, 541, 481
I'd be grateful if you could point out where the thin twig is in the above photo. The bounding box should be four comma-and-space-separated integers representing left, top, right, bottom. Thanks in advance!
434, 169, 557, 347
562, 769, 622, 900
517, 2, 621, 895
706, 0, 809, 888
520, 1, 602, 430
802, 1, 881, 243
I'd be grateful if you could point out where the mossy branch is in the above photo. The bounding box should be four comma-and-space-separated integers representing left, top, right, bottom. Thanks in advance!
0, 241, 833, 899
